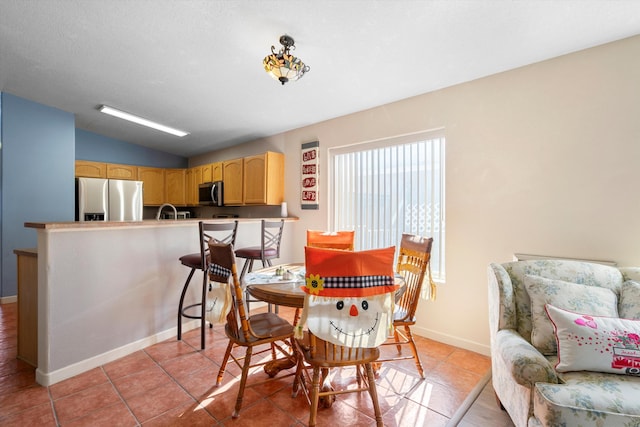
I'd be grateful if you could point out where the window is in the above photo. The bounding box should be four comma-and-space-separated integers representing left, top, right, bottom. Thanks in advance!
330, 131, 445, 282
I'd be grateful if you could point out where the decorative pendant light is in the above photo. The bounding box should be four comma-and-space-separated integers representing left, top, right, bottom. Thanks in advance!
263, 35, 310, 85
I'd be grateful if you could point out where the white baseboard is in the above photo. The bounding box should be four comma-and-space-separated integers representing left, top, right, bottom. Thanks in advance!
36, 320, 200, 386
0, 295, 18, 304
412, 325, 491, 356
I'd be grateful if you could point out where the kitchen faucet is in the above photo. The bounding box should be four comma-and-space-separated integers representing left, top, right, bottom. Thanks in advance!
156, 203, 177, 220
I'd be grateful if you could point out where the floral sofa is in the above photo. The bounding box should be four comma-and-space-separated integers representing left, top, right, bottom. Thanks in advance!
488, 259, 640, 427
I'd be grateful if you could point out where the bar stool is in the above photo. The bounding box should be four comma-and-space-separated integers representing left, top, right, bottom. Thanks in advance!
234, 219, 284, 311
235, 219, 285, 279
177, 220, 238, 350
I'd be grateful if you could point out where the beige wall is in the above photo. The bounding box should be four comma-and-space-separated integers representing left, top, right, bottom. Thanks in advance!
191, 34, 640, 355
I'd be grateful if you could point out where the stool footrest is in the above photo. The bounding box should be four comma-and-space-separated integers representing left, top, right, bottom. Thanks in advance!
181, 302, 204, 320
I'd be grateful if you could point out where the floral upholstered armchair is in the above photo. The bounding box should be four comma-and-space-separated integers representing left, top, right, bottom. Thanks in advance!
488, 259, 640, 427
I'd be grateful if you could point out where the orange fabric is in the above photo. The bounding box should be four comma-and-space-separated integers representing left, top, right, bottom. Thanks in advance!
301, 285, 399, 298
306, 230, 355, 250
304, 246, 395, 278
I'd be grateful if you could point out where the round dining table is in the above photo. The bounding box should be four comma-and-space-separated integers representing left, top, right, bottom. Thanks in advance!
243, 263, 307, 308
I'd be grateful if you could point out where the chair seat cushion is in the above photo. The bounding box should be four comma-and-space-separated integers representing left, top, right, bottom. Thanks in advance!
179, 252, 203, 269
534, 370, 640, 426
393, 307, 415, 323
234, 246, 277, 258
524, 275, 618, 354
226, 312, 293, 345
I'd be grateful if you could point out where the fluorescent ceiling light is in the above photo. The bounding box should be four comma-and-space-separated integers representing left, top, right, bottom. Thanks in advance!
98, 105, 189, 137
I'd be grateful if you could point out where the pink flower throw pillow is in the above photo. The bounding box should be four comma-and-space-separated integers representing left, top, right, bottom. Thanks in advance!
545, 304, 640, 376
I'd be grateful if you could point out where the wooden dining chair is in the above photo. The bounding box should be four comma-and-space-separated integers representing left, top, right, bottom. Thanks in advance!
210, 241, 296, 419
177, 221, 238, 350
292, 331, 383, 427
378, 233, 434, 378
306, 230, 355, 250
292, 246, 397, 427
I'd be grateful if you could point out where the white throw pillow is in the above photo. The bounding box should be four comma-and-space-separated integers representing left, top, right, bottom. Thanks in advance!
546, 304, 640, 375
524, 275, 618, 354
619, 280, 640, 319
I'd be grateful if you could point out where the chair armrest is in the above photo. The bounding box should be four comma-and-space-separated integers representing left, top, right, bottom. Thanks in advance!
620, 266, 640, 282
488, 263, 518, 333
495, 329, 559, 387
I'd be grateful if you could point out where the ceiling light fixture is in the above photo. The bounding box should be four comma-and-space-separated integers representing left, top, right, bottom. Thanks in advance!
98, 105, 189, 137
263, 35, 310, 85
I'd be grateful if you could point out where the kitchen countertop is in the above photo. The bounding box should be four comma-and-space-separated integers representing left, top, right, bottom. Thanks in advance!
24, 217, 298, 230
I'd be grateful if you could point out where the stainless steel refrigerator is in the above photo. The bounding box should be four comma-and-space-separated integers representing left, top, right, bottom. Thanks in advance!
76, 177, 144, 221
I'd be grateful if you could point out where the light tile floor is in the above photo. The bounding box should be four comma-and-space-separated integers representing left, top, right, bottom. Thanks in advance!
0, 303, 493, 426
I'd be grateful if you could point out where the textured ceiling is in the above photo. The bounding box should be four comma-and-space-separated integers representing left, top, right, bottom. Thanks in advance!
1, 0, 639, 157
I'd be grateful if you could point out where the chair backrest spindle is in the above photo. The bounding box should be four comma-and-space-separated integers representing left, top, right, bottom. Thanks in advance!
395, 234, 434, 321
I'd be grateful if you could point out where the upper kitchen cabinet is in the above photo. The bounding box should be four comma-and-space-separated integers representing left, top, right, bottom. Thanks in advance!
212, 162, 223, 182
185, 166, 204, 206
223, 158, 243, 205
137, 167, 165, 206
106, 163, 138, 180
75, 160, 106, 178
243, 152, 285, 205
165, 169, 186, 206
202, 163, 213, 184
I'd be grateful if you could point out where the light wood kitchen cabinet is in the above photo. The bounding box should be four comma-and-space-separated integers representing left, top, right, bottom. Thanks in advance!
243, 152, 285, 205
193, 166, 203, 194
14, 248, 37, 367
223, 158, 244, 205
106, 163, 138, 180
185, 166, 203, 206
165, 169, 186, 205
75, 160, 106, 178
138, 167, 165, 205
185, 168, 196, 205
212, 162, 223, 182
192, 166, 202, 206
202, 163, 213, 184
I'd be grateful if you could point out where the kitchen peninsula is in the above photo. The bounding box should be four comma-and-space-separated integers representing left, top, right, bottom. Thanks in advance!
24, 217, 297, 386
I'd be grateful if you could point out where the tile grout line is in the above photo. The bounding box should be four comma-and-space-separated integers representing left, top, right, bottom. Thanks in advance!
100, 364, 143, 427
140, 339, 227, 424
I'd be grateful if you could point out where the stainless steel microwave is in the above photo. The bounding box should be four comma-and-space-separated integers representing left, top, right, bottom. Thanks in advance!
199, 181, 223, 206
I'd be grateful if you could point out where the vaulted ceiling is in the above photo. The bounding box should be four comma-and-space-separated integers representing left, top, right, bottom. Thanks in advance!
1, 1, 639, 157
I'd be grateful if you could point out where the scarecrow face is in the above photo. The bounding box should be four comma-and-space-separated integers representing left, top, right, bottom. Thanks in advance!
306, 293, 392, 348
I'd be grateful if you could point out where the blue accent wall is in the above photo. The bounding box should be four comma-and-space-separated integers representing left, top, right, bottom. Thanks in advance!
0, 94, 189, 298
1, 93, 75, 297
76, 129, 187, 168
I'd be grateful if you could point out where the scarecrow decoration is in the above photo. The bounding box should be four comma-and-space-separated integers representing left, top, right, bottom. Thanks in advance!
295, 246, 398, 348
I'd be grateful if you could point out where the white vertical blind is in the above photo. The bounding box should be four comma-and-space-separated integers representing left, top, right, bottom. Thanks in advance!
330, 133, 446, 281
